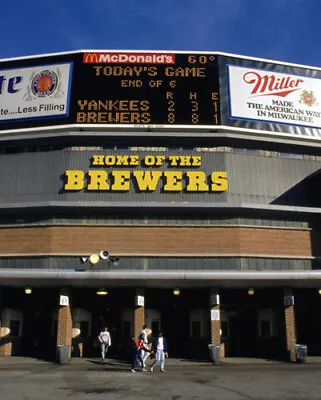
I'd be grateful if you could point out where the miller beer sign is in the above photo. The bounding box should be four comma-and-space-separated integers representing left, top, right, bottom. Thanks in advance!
228, 65, 321, 129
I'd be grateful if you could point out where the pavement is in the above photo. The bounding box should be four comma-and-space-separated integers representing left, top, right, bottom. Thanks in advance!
1, 356, 321, 399
1, 355, 321, 365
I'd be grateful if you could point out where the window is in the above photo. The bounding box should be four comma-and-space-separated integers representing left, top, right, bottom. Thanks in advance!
260, 321, 271, 337
258, 309, 277, 337
191, 321, 201, 338
123, 321, 131, 338
79, 321, 89, 337
9, 320, 20, 337
151, 321, 160, 336
52, 320, 58, 337
221, 321, 229, 337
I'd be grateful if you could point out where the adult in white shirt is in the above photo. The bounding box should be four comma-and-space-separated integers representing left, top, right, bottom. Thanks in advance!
98, 327, 112, 361
139, 325, 150, 367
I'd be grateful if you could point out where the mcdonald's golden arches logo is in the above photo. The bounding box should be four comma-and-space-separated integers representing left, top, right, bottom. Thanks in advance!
83, 53, 99, 63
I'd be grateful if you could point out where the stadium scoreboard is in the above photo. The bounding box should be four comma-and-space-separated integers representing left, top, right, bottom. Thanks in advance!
76, 52, 220, 127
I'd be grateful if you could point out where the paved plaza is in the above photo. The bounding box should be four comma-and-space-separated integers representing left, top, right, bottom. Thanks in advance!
0, 357, 321, 400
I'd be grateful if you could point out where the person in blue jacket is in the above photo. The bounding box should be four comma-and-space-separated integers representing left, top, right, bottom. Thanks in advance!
149, 331, 168, 372
131, 337, 150, 373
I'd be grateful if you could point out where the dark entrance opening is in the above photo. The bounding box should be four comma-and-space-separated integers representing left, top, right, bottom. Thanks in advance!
72, 287, 135, 359
220, 288, 287, 360
294, 288, 321, 356
1, 287, 58, 360
145, 288, 209, 359
22, 288, 58, 360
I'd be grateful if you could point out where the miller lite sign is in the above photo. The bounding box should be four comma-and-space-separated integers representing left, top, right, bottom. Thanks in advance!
228, 65, 321, 129
0, 62, 73, 123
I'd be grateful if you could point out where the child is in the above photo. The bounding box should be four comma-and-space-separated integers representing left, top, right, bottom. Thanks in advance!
131, 337, 150, 373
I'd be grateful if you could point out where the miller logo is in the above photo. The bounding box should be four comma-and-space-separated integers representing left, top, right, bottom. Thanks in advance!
243, 71, 304, 98
31, 70, 58, 97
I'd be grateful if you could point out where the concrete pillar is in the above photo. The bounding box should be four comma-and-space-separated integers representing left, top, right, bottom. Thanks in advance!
56, 287, 72, 362
284, 287, 296, 362
134, 288, 145, 340
210, 288, 221, 345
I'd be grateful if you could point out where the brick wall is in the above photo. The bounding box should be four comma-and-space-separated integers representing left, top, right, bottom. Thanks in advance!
0, 226, 314, 257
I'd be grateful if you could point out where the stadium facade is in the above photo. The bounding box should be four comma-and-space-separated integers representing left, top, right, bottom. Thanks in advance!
0, 50, 321, 362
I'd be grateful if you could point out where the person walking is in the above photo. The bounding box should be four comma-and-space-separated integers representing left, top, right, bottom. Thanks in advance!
149, 331, 168, 373
98, 327, 112, 361
139, 324, 151, 367
131, 337, 150, 373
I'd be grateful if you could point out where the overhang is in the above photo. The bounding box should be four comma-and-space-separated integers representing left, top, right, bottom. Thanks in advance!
1, 269, 321, 288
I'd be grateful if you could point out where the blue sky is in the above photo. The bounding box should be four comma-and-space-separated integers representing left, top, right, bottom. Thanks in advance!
1, 0, 321, 67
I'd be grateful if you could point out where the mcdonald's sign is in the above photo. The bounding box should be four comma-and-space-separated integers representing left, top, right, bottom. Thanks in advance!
83, 52, 175, 64
83, 53, 99, 63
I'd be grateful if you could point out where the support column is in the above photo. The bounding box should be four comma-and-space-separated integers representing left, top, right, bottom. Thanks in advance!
210, 288, 221, 344
56, 287, 72, 363
134, 288, 145, 340
284, 287, 296, 362
209, 288, 221, 359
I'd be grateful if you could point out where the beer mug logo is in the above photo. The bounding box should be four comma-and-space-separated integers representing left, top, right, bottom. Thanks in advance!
31, 70, 58, 97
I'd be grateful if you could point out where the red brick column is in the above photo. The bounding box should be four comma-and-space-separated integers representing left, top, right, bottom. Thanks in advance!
56, 288, 72, 362
134, 288, 145, 340
209, 288, 222, 361
210, 288, 221, 345
284, 287, 297, 362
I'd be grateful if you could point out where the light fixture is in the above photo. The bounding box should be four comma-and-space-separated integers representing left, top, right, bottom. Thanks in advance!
109, 256, 120, 266
25, 287, 32, 295
89, 253, 100, 264
80, 250, 120, 268
173, 288, 180, 296
96, 288, 108, 296
318, 289, 321, 295
248, 288, 255, 296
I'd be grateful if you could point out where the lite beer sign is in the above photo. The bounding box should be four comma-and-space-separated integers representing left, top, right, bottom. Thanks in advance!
0, 63, 73, 122
64, 154, 228, 193
228, 65, 321, 129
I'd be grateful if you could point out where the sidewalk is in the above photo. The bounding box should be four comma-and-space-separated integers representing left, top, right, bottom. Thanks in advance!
1, 356, 321, 366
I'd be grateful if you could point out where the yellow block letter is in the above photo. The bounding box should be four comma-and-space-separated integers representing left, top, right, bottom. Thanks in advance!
65, 170, 85, 190
163, 171, 183, 191
211, 172, 228, 191
92, 155, 105, 166
186, 171, 209, 191
111, 171, 131, 191
133, 171, 162, 191
87, 170, 110, 190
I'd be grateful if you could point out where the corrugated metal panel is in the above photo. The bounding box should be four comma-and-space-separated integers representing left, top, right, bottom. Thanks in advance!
0, 257, 313, 271
0, 148, 321, 206
224, 152, 321, 205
